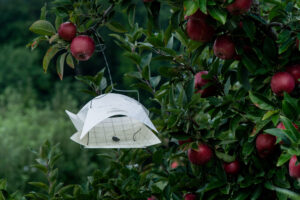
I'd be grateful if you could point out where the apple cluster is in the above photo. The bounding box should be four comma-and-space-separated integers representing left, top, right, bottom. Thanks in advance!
185, 0, 257, 99
185, 0, 253, 61
58, 22, 95, 61
179, 0, 300, 197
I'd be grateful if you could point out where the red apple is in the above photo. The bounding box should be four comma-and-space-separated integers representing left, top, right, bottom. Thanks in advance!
188, 144, 212, 165
195, 71, 209, 88
186, 10, 215, 42
239, 21, 243, 28
213, 36, 236, 60
70, 35, 95, 61
227, 0, 253, 15
171, 161, 179, 169
58, 22, 77, 41
286, 64, 300, 84
147, 196, 157, 200
289, 155, 300, 178
179, 138, 193, 145
223, 160, 240, 175
256, 134, 276, 158
194, 71, 216, 97
271, 72, 295, 96
184, 193, 196, 200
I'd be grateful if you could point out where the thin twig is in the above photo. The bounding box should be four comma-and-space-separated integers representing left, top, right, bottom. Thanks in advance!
152, 48, 196, 75
79, 4, 115, 35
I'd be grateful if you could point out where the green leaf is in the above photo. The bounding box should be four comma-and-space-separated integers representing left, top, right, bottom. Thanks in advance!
242, 140, 255, 157
237, 64, 251, 91
127, 4, 136, 27
250, 186, 262, 200
282, 100, 297, 120
281, 116, 300, 141
150, 76, 161, 88
58, 184, 75, 194
106, 21, 127, 33
124, 52, 141, 65
141, 53, 152, 68
184, 1, 198, 16
174, 29, 188, 47
40, 3, 47, 20
249, 92, 275, 110
55, 15, 63, 30
184, 77, 195, 102
278, 37, 294, 54
264, 128, 292, 144
208, 7, 227, 25
29, 20, 56, 36
28, 182, 49, 191
142, 65, 150, 80
56, 52, 66, 80
43, 45, 61, 72
32, 164, 47, 173
277, 153, 292, 167
215, 151, 236, 162
0, 180, 7, 190
262, 110, 279, 120
196, 177, 226, 193
198, 0, 207, 14
264, 182, 300, 200
66, 53, 75, 69
283, 93, 300, 116
241, 55, 256, 74
242, 20, 256, 42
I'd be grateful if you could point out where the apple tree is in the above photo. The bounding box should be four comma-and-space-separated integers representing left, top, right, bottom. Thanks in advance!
25, 0, 300, 199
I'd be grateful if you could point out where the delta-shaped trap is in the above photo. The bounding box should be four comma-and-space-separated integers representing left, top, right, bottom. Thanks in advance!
66, 93, 161, 148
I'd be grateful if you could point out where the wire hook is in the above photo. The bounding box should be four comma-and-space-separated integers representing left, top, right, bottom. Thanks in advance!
91, 28, 140, 102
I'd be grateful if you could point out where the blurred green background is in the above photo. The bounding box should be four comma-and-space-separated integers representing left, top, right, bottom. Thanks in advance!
0, 0, 153, 193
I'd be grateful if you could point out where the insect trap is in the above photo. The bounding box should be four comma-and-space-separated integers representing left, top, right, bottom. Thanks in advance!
66, 93, 160, 148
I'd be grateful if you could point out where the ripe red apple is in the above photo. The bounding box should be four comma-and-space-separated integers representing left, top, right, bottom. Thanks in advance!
239, 21, 243, 28
171, 161, 179, 169
286, 64, 300, 84
289, 155, 300, 178
70, 35, 95, 61
271, 72, 295, 96
171, 161, 184, 169
147, 196, 157, 200
256, 134, 276, 158
213, 36, 236, 60
186, 10, 215, 42
188, 144, 212, 165
194, 71, 216, 97
227, 0, 253, 15
184, 193, 196, 200
179, 138, 193, 145
223, 160, 240, 175
58, 22, 77, 41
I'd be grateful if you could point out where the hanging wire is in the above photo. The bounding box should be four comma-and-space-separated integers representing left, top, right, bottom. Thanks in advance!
91, 28, 140, 102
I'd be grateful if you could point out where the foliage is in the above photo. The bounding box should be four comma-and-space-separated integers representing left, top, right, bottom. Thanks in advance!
0, 85, 104, 194
7, 0, 300, 199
